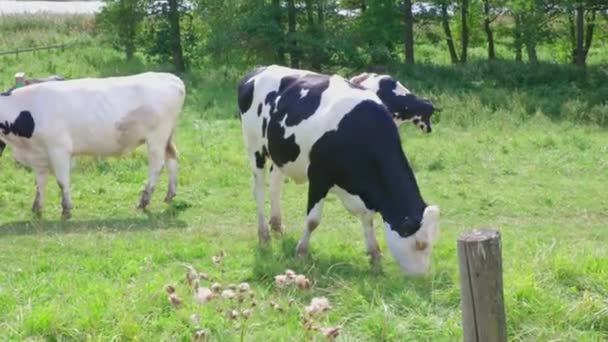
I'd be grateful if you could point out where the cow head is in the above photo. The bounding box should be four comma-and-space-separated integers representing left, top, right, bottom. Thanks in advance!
350, 73, 436, 133
384, 205, 440, 275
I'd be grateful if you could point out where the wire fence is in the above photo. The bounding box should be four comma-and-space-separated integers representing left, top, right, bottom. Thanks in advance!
0, 41, 89, 57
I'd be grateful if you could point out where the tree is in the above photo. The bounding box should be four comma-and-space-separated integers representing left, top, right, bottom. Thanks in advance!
571, 0, 605, 66
439, 0, 460, 63
272, 0, 286, 64
508, 0, 560, 64
168, 0, 186, 72
460, 0, 469, 63
98, 0, 145, 60
287, 0, 299, 67
483, 0, 505, 60
403, 0, 415, 64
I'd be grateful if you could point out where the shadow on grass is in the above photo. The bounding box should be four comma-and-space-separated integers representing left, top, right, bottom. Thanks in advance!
0, 204, 189, 237
250, 234, 457, 305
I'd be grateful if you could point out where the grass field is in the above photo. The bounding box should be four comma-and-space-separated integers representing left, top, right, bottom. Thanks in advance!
0, 14, 607, 341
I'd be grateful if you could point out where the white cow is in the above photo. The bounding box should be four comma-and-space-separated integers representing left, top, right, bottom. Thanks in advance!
0, 72, 186, 218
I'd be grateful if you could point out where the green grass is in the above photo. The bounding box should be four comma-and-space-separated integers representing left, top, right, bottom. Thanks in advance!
0, 14, 607, 341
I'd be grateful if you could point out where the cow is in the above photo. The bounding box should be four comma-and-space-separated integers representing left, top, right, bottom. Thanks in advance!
348, 72, 435, 132
238, 65, 440, 275
0, 72, 186, 218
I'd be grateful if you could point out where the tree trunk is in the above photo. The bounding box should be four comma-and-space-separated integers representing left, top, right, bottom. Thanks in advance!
514, 14, 523, 62
575, 4, 585, 66
483, 0, 495, 60
361, 0, 367, 12
583, 10, 596, 60
287, 0, 299, 68
525, 40, 538, 64
316, 0, 326, 69
441, 2, 459, 64
305, 0, 321, 70
272, 0, 286, 65
569, 8, 576, 63
404, 0, 415, 64
461, 0, 469, 63
167, 0, 185, 72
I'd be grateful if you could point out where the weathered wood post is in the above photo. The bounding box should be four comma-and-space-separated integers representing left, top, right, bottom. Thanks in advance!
457, 228, 506, 342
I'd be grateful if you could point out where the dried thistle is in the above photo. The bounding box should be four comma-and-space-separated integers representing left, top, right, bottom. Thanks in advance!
190, 313, 201, 326
274, 274, 288, 289
186, 265, 198, 286
221, 289, 236, 299
238, 282, 251, 293
168, 292, 182, 307
320, 326, 342, 339
211, 282, 222, 293
242, 308, 253, 318
195, 287, 215, 304
295, 275, 311, 289
192, 329, 208, 341
305, 297, 331, 316
285, 269, 296, 280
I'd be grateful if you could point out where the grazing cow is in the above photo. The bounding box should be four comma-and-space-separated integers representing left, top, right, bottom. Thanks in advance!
238, 65, 440, 275
349, 72, 435, 132
0, 72, 186, 218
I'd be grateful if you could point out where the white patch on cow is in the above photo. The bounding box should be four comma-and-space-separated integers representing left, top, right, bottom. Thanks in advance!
393, 81, 411, 96
299, 88, 310, 98
330, 186, 370, 216
384, 205, 440, 276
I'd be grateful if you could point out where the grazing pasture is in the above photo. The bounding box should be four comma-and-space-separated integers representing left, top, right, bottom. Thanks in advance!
0, 14, 607, 341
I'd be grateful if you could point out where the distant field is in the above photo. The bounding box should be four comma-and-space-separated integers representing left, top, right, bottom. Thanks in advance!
0, 14, 607, 341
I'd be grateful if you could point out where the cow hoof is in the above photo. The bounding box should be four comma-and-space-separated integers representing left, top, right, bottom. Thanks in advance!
295, 243, 309, 258
138, 198, 149, 210
31, 204, 42, 217
269, 217, 284, 235
258, 228, 271, 248
164, 192, 176, 203
369, 250, 383, 265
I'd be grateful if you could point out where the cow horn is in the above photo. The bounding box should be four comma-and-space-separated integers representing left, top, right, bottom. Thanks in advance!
349, 73, 370, 85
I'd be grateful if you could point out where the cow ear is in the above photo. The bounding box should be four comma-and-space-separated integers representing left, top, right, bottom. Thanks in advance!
349, 73, 370, 85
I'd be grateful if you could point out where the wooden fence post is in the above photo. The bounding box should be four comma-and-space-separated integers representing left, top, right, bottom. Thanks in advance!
457, 228, 506, 342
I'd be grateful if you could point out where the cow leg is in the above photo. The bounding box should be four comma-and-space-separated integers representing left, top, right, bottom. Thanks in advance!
361, 212, 382, 266
250, 154, 270, 247
296, 171, 331, 257
48, 149, 72, 219
139, 141, 165, 210
164, 138, 178, 203
268, 165, 285, 234
295, 199, 324, 257
32, 169, 49, 217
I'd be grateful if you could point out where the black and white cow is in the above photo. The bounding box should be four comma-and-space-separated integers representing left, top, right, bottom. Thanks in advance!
349, 72, 435, 132
238, 65, 440, 275
0, 72, 186, 218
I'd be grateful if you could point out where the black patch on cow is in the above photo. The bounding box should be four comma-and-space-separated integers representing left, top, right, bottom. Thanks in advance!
254, 146, 268, 169
257, 103, 263, 116
266, 74, 331, 167
0, 110, 35, 138
237, 66, 267, 114
308, 100, 426, 238
262, 117, 268, 138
